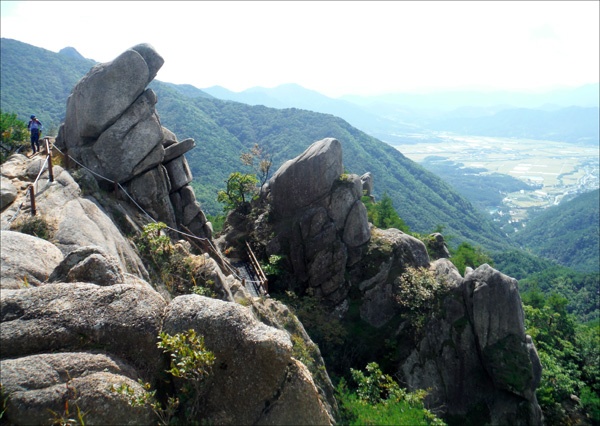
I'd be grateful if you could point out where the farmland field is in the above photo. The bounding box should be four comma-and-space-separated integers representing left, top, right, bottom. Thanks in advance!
392, 132, 599, 230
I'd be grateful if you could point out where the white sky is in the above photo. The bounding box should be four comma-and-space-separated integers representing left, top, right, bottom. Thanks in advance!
1, 1, 598, 97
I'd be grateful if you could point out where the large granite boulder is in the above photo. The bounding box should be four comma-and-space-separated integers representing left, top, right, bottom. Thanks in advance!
349, 227, 430, 327
269, 138, 343, 219
55, 43, 208, 242
0, 352, 153, 425
162, 295, 334, 425
0, 230, 64, 289
62, 44, 163, 142
0, 175, 17, 211
0, 283, 167, 374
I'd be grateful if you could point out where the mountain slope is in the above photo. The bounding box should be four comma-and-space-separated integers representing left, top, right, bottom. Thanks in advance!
0, 38, 95, 131
513, 189, 599, 273
1, 38, 512, 251
201, 83, 420, 135
151, 88, 511, 250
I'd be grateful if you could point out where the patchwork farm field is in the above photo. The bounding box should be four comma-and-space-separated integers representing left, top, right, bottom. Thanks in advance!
392, 133, 599, 228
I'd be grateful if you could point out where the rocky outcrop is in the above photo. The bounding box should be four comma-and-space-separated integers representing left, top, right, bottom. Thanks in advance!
0, 230, 64, 289
223, 137, 543, 424
163, 295, 334, 425
0, 352, 154, 425
401, 263, 542, 425
0, 45, 336, 426
244, 138, 371, 305
0, 175, 17, 210
56, 43, 211, 240
1, 155, 148, 280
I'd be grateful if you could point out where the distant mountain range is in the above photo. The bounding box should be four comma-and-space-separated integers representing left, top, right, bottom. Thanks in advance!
202, 83, 600, 145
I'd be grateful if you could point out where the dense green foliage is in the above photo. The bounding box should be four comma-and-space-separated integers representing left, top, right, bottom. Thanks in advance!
449, 242, 495, 276
1, 38, 95, 133
522, 292, 600, 425
336, 362, 445, 425
0, 111, 28, 161
514, 189, 599, 273
216, 171, 258, 211
492, 249, 599, 324
363, 193, 409, 232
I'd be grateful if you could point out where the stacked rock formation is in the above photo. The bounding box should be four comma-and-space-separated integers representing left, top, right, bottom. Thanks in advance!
55, 43, 211, 239
0, 45, 336, 425
225, 137, 543, 425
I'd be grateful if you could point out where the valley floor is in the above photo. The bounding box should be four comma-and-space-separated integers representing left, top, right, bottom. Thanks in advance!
391, 132, 599, 231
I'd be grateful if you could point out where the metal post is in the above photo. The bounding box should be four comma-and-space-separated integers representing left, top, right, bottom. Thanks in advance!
46, 138, 54, 182
29, 185, 36, 216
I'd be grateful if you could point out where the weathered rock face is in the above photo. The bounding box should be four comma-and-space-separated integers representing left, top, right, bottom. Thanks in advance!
401, 263, 542, 425
0, 157, 149, 279
243, 138, 372, 305
269, 137, 344, 218
162, 295, 335, 425
0, 352, 154, 425
0, 282, 167, 373
1, 46, 336, 426
0, 152, 335, 424
0, 175, 18, 210
223, 138, 542, 425
55, 43, 211, 240
0, 230, 64, 289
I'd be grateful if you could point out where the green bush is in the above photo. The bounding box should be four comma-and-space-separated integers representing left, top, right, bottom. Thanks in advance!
449, 242, 493, 275
336, 362, 445, 425
12, 215, 52, 241
135, 222, 216, 297
393, 266, 447, 330
1, 111, 28, 162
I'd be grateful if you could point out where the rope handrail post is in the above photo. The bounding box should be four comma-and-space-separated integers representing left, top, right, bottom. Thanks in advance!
45, 138, 54, 182
29, 185, 36, 216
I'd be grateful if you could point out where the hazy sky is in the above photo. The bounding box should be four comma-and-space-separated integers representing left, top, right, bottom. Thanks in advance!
1, 1, 598, 97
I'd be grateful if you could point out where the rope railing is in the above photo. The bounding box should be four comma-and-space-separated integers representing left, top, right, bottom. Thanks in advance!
48, 143, 265, 287
3, 140, 268, 288
2, 138, 52, 228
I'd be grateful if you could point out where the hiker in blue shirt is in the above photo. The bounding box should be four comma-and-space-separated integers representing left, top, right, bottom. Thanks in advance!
27, 114, 43, 154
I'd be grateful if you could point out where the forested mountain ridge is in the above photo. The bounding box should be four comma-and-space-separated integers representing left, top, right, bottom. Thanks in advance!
514, 189, 599, 273
1, 38, 512, 251
202, 82, 600, 144
151, 85, 511, 250
0, 38, 95, 132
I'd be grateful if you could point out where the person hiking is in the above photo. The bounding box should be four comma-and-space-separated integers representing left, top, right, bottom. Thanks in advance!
27, 114, 43, 154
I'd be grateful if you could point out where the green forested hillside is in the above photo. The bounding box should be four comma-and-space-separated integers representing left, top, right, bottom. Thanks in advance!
0, 38, 95, 132
513, 189, 599, 273
1, 37, 512, 251
151, 86, 511, 250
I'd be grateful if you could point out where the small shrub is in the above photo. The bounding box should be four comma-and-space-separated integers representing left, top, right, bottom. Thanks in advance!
157, 329, 215, 420
393, 267, 447, 330
12, 215, 52, 240
158, 329, 215, 383
337, 362, 445, 425
262, 254, 285, 277
47, 380, 88, 426
110, 380, 178, 426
